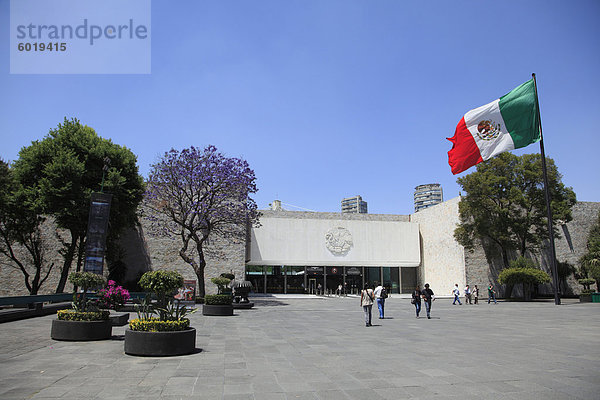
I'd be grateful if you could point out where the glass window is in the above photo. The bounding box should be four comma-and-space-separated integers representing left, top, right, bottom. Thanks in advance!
345, 267, 362, 295
266, 266, 284, 294
245, 266, 264, 294
326, 267, 343, 295
365, 267, 380, 287
401, 267, 417, 294
286, 266, 305, 294
383, 267, 400, 294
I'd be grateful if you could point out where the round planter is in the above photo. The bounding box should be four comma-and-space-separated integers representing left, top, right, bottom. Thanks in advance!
124, 328, 196, 356
203, 304, 234, 316
51, 319, 112, 341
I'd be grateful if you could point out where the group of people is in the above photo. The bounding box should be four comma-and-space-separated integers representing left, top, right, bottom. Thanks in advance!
452, 283, 497, 305
360, 281, 499, 326
360, 281, 388, 326
360, 282, 436, 326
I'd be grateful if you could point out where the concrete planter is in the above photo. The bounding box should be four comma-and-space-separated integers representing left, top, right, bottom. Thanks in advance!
202, 304, 234, 316
124, 328, 196, 357
109, 312, 130, 326
233, 302, 254, 309
51, 319, 112, 341
580, 294, 592, 303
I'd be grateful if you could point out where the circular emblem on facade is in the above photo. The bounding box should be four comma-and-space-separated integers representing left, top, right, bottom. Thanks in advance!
331, 267, 338, 274
476, 120, 502, 141
325, 227, 353, 256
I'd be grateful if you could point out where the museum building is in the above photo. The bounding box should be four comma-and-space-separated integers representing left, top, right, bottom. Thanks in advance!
243, 197, 464, 295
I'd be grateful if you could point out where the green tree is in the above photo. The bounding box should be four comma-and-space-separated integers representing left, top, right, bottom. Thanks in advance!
498, 256, 551, 300
12, 118, 145, 293
455, 153, 576, 267
579, 211, 600, 291
0, 160, 54, 295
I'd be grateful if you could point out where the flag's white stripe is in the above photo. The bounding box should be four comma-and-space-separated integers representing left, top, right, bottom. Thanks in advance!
464, 98, 515, 161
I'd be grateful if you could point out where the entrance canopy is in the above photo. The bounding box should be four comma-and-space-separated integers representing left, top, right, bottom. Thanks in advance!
248, 215, 421, 267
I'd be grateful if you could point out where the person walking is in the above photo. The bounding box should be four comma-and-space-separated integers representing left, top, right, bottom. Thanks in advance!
421, 283, 435, 319
488, 283, 497, 304
360, 283, 375, 327
411, 286, 422, 318
373, 281, 386, 319
464, 284, 472, 304
473, 285, 479, 304
452, 284, 462, 305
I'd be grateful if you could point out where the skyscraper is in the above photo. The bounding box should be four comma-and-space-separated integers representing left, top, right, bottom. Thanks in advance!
341, 195, 368, 214
414, 184, 443, 212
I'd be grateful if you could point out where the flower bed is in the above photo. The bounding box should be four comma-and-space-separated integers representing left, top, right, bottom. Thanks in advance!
129, 317, 189, 332
57, 309, 109, 321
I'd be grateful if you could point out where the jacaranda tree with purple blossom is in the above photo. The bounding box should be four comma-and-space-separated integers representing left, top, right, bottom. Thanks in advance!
143, 145, 259, 297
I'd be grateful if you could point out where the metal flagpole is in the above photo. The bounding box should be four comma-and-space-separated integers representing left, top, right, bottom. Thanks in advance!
532, 73, 560, 305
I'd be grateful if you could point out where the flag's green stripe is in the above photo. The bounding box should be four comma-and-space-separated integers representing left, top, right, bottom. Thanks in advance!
498, 79, 540, 149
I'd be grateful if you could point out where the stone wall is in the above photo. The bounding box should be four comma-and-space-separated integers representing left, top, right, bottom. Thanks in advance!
0, 217, 74, 296
463, 201, 600, 297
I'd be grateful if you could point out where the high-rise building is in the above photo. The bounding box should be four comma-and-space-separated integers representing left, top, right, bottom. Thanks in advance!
341, 195, 368, 214
414, 184, 443, 212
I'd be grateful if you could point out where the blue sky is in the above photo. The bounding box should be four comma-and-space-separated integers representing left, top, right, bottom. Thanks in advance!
1, 0, 599, 214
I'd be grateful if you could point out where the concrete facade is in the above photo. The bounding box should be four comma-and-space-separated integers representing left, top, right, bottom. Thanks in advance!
410, 197, 466, 295
248, 213, 420, 267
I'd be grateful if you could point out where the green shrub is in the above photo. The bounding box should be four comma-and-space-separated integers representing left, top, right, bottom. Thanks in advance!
210, 277, 231, 294
68, 272, 105, 312
220, 273, 235, 280
69, 271, 105, 290
57, 309, 109, 321
498, 267, 551, 285
129, 317, 190, 332
138, 270, 184, 321
139, 270, 183, 296
204, 294, 233, 305
579, 278, 596, 292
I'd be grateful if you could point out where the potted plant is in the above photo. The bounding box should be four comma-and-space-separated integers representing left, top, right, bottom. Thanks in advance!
124, 270, 197, 356
97, 280, 131, 325
51, 271, 112, 341
203, 276, 234, 316
579, 279, 595, 302
232, 280, 254, 309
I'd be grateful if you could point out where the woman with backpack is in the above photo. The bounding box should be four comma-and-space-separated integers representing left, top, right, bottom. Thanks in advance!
360, 283, 375, 327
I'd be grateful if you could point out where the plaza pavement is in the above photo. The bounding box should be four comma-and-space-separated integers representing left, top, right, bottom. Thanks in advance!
0, 295, 599, 400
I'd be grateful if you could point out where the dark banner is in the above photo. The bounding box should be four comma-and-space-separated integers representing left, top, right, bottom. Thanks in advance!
83, 192, 112, 275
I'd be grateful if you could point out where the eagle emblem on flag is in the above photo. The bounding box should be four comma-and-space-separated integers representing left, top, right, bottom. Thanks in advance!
476, 120, 501, 140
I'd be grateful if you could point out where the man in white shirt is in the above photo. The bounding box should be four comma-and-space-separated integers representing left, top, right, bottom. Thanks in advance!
373, 281, 386, 319
452, 284, 462, 305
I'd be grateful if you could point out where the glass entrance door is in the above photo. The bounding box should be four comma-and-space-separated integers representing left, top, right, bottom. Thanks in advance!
345, 267, 362, 295
326, 267, 343, 296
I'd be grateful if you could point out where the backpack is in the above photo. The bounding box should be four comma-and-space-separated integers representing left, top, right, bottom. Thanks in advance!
380, 287, 388, 299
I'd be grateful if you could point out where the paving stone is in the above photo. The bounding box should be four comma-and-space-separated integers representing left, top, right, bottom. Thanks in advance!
0, 297, 598, 399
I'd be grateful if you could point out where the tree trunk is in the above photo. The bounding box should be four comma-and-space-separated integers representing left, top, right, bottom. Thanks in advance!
195, 256, 206, 299
501, 247, 510, 268
55, 233, 78, 293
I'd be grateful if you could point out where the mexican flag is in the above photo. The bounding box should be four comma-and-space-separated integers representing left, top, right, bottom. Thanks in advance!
447, 79, 540, 174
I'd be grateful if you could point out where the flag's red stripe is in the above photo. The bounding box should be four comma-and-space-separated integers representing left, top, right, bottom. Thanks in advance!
447, 117, 483, 174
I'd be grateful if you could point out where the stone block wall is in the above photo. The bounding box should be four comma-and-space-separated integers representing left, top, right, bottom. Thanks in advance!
463, 201, 600, 297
